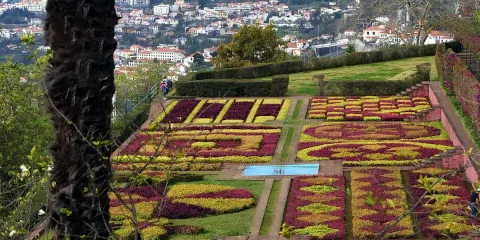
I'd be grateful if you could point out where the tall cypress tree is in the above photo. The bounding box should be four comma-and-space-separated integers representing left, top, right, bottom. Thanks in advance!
43, 0, 118, 238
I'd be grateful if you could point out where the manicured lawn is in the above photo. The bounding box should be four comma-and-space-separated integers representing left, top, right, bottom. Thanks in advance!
168, 178, 264, 240
279, 56, 436, 95
259, 180, 281, 235
280, 127, 295, 162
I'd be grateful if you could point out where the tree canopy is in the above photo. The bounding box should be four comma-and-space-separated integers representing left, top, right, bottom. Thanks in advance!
212, 23, 286, 69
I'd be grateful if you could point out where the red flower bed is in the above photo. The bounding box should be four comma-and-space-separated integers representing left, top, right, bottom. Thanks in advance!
196, 103, 223, 118
255, 104, 281, 117
297, 122, 454, 166
117, 125, 281, 163
284, 176, 345, 239
161, 99, 199, 123
223, 101, 254, 120
350, 168, 414, 238
408, 168, 472, 238
307, 96, 431, 121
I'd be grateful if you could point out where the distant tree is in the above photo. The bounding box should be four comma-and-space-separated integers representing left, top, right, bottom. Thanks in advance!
212, 23, 286, 69
193, 52, 205, 66
345, 43, 355, 54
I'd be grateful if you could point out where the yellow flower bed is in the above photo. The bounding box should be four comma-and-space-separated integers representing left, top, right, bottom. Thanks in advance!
245, 99, 262, 123
254, 116, 276, 123
221, 119, 245, 124
184, 100, 206, 123
110, 201, 158, 221
167, 183, 234, 198
113, 155, 272, 163
214, 99, 234, 123
191, 141, 216, 149
193, 118, 214, 123
276, 99, 291, 120
173, 198, 255, 213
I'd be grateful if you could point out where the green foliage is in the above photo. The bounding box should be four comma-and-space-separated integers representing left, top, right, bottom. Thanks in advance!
176, 79, 273, 97
115, 63, 167, 100
111, 103, 150, 145
212, 23, 286, 68
0, 60, 53, 218
345, 44, 356, 54
279, 223, 293, 238
364, 192, 375, 206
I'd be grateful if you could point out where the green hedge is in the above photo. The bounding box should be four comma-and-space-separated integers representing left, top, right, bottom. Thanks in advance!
435, 43, 445, 80
321, 79, 420, 96
186, 45, 437, 80
175, 76, 289, 97
111, 103, 150, 145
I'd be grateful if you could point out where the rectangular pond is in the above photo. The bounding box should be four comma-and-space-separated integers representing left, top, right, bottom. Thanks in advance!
242, 164, 319, 176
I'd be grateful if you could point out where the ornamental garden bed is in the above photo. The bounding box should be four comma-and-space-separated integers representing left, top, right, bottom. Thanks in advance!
113, 125, 281, 164
350, 168, 414, 238
148, 98, 290, 129
408, 167, 473, 238
110, 179, 263, 240
297, 122, 454, 166
307, 96, 431, 121
284, 176, 346, 239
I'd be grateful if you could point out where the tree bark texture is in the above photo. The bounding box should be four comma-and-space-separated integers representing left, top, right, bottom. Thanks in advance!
43, 0, 118, 238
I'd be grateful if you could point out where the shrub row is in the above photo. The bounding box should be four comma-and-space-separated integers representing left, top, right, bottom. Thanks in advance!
175, 75, 289, 97
185, 45, 437, 80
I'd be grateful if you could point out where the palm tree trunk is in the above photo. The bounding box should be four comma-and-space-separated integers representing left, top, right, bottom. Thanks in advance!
43, 0, 118, 238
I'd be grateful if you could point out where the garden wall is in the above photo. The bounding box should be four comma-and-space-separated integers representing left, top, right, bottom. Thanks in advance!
185, 45, 436, 80
174, 75, 289, 97
316, 63, 430, 96
439, 47, 480, 131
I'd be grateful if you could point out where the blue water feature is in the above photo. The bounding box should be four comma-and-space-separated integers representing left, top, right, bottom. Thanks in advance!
242, 164, 319, 176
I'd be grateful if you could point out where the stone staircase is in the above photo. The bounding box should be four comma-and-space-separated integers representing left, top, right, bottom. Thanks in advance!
457, 46, 480, 77
396, 83, 429, 97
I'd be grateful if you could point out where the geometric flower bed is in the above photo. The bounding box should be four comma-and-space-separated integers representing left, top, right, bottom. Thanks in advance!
284, 176, 345, 239
297, 122, 454, 166
110, 184, 169, 239
148, 98, 291, 129
114, 125, 281, 163
408, 168, 473, 238
307, 96, 431, 121
109, 183, 255, 239
161, 183, 255, 218
351, 168, 414, 238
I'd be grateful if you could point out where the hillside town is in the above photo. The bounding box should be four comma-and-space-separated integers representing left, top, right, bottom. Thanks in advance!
0, 0, 455, 78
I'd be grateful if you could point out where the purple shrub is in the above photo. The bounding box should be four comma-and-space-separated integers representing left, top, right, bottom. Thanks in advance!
223, 101, 254, 120
161, 100, 199, 123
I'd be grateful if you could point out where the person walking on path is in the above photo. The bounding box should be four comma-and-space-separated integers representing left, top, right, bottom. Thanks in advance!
160, 79, 168, 100
470, 188, 480, 220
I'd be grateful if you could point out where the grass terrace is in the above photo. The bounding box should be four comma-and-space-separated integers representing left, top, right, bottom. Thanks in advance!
257, 56, 436, 95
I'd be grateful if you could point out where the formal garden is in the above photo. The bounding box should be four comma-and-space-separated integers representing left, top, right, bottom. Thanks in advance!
107, 44, 480, 239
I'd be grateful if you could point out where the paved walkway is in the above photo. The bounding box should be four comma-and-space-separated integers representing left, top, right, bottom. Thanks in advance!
428, 81, 480, 168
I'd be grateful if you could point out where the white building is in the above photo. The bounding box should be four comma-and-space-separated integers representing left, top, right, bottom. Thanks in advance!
137, 47, 185, 62
423, 30, 455, 45
153, 4, 169, 16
